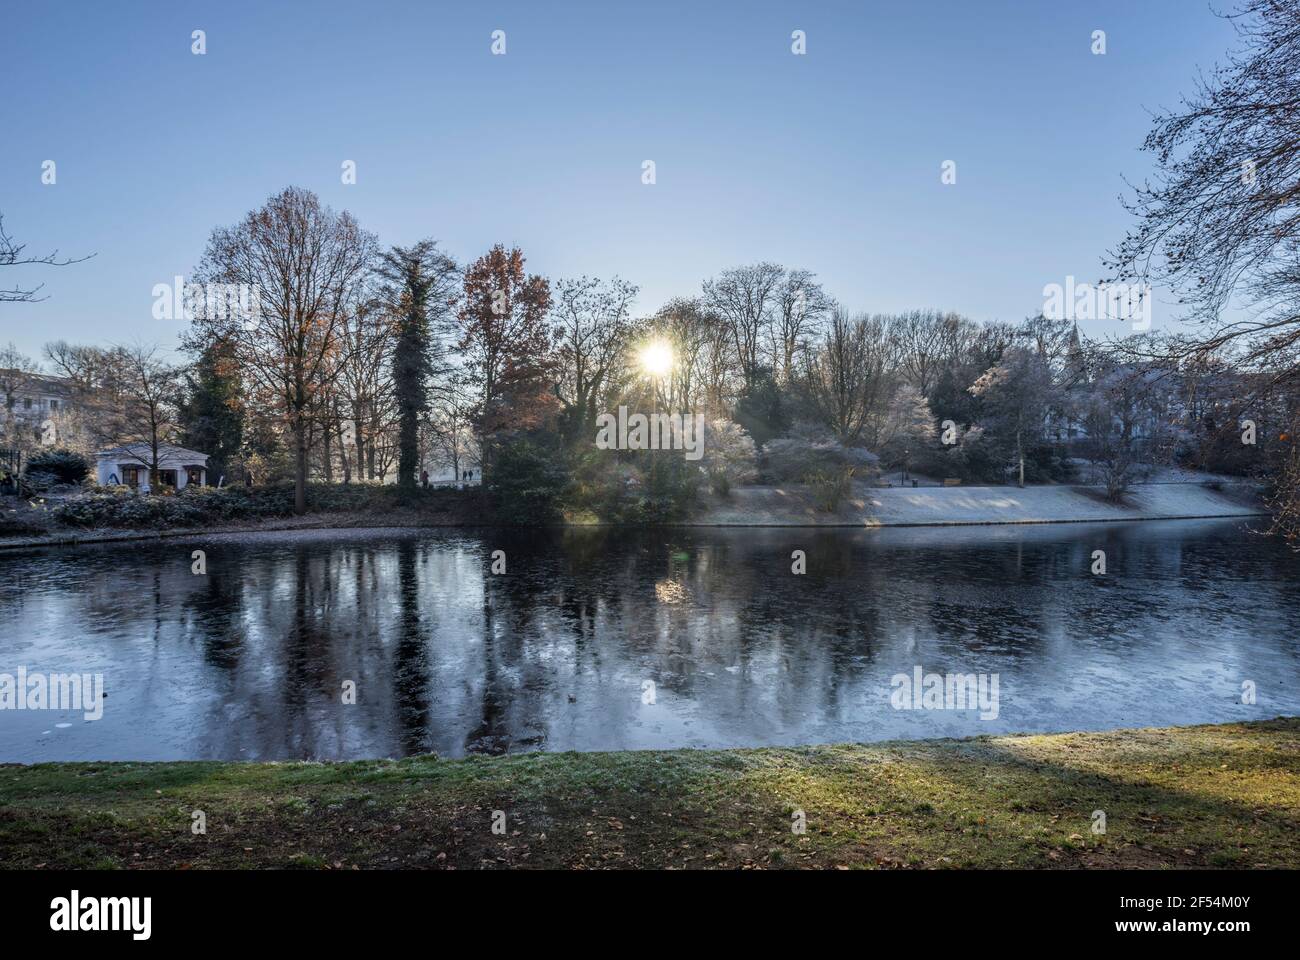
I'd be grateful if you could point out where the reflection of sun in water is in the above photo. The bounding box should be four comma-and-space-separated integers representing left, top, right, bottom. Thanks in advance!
654, 579, 688, 604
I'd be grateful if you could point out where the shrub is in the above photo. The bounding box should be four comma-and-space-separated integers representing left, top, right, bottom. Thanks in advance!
733, 368, 791, 448
21, 471, 62, 493
701, 419, 758, 496
24, 449, 90, 486
0, 511, 46, 536
486, 442, 568, 525
565, 452, 634, 522
622, 458, 700, 523
806, 466, 856, 511
48, 480, 425, 529
764, 436, 879, 483
931, 425, 999, 483
51, 492, 204, 529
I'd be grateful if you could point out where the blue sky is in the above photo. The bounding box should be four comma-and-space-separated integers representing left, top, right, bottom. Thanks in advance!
1, 0, 1239, 362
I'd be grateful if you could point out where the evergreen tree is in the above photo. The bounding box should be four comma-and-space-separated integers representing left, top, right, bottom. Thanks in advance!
178, 339, 244, 484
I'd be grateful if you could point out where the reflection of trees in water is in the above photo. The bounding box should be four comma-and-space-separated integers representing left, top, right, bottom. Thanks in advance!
180, 562, 248, 669
282, 550, 338, 700
187, 543, 386, 759
64, 547, 203, 636
12, 520, 1300, 760
393, 538, 432, 754
270, 549, 345, 757
464, 532, 558, 754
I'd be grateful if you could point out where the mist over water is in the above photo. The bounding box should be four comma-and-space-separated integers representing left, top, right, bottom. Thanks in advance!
1, 518, 1297, 762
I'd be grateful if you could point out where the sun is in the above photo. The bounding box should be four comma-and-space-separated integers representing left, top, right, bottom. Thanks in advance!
638, 341, 674, 378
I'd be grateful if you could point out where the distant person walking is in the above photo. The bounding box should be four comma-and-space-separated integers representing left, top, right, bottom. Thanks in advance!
420, 469, 429, 489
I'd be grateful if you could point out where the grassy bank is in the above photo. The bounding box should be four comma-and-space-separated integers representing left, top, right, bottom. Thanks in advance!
2, 719, 1297, 870
1, 481, 1270, 551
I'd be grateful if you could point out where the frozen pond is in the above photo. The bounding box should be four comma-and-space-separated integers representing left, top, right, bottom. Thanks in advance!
1, 518, 1297, 761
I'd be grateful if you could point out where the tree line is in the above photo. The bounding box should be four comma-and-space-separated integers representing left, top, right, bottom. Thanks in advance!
2, 209, 1292, 524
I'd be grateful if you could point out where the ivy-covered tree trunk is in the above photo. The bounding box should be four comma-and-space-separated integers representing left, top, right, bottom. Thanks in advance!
378, 240, 458, 497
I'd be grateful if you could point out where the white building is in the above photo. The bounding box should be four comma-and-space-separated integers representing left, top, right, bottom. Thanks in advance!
96, 444, 209, 492
1, 370, 76, 448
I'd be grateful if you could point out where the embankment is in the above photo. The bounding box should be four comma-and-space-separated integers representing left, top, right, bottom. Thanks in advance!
698, 481, 1266, 526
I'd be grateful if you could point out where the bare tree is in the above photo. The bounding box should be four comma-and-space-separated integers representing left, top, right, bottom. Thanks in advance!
1105, 0, 1300, 535
102, 344, 184, 488
191, 187, 376, 512
38, 341, 135, 456
1107, 0, 1300, 373
336, 297, 394, 482
1020, 313, 1079, 369
1081, 372, 1144, 502
44, 341, 111, 391
428, 374, 478, 480
649, 298, 723, 415
0, 213, 94, 304
703, 262, 785, 388
800, 306, 891, 446
768, 269, 832, 384
894, 309, 970, 399
553, 276, 637, 438
874, 384, 937, 457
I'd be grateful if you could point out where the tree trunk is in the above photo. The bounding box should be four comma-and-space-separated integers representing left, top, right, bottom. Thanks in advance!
294, 420, 308, 514
337, 414, 351, 483
322, 425, 334, 482
353, 400, 366, 483
398, 411, 418, 493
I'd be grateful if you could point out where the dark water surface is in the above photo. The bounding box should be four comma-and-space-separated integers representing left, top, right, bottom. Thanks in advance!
1, 518, 1297, 761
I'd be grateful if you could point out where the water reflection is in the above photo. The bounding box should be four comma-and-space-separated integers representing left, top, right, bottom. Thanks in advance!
1, 519, 1297, 761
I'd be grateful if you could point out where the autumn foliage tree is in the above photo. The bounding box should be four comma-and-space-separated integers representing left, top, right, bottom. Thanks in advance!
456, 245, 555, 472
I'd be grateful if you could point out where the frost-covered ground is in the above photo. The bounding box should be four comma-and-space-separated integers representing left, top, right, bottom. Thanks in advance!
879, 462, 1246, 488
701, 480, 1265, 526
0, 477, 1269, 549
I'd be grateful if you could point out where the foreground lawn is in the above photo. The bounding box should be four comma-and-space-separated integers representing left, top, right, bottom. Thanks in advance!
2, 719, 1297, 870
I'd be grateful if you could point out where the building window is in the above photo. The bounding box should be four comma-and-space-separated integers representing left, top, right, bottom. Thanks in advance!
186, 467, 204, 487
22, 398, 32, 410
49, 399, 59, 411
121, 466, 140, 488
